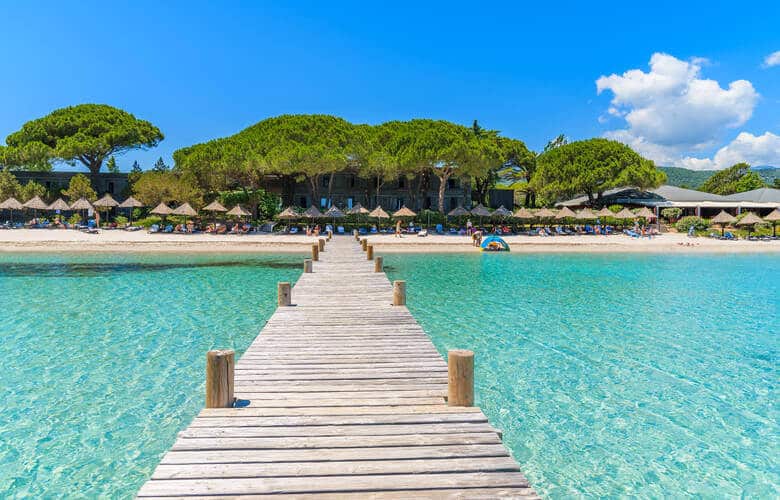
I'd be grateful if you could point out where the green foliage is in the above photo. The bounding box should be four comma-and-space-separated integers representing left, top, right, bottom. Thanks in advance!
699, 163, 766, 195
62, 173, 97, 201
3, 104, 163, 174
774, 178, 780, 188
114, 215, 128, 226
608, 204, 623, 212
152, 157, 169, 172
219, 188, 280, 218
20, 180, 47, 201
67, 213, 82, 225
134, 215, 162, 228
105, 156, 120, 173
658, 167, 712, 189
543, 134, 567, 153
661, 207, 682, 221
533, 138, 666, 203
0, 168, 22, 199
675, 216, 710, 232
132, 171, 203, 207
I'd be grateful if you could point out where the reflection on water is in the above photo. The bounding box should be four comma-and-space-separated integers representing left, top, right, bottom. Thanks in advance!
0, 259, 301, 277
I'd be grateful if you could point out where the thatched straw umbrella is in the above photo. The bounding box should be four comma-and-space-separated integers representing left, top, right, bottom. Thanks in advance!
534, 208, 556, 222
711, 210, 737, 236
576, 208, 596, 220
0, 197, 23, 225
492, 205, 512, 218
763, 208, 780, 237
555, 207, 577, 220
324, 205, 346, 229
469, 204, 490, 227
119, 196, 145, 225
70, 197, 94, 225
596, 207, 615, 218
277, 206, 300, 220
736, 212, 764, 238
448, 206, 469, 217
614, 208, 636, 220
348, 203, 370, 228
369, 206, 390, 230
23, 195, 48, 219
201, 200, 228, 229
635, 207, 656, 220
303, 205, 323, 218
93, 194, 118, 224
150, 202, 173, 226
172, 202, 197, 217
393, 206, 417, 218
227, 205, 251, 228
48, 198, 70, 224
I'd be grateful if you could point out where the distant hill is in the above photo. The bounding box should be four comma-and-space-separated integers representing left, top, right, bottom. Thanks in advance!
659, 166, 779, 189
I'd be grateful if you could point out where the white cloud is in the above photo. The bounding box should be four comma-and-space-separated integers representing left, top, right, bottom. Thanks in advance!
596, 53, 759, 166
763, 51, 780, 68
678, 132, 780, 170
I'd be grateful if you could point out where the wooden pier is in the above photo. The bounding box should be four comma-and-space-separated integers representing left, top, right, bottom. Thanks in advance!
138, 237, 537, 498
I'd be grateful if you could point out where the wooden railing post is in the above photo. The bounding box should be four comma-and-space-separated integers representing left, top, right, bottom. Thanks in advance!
206, 349, 234, 408
278, 282, 291, 306
311, 243, 319, 261
374, 256, 383, 272
447, 349, 474, 407
303, 259, 313, 273
392, 280, 406, 306
318, 238, 325, 251
361, 238, 368, 252
367, 244, 374, 260
327, 230, 332, 241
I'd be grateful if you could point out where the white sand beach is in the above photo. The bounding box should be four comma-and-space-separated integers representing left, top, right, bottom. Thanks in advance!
0, 228, 777, 253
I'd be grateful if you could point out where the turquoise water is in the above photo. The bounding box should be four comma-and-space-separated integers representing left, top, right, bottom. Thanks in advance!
386, 253, 779, 498
0, 253, 302, 498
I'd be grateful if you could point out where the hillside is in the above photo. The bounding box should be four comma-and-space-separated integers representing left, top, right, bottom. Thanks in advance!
660, 166, 779, 189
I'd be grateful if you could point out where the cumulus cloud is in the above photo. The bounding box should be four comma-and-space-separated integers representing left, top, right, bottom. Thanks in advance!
763, 51, 780, 68
596, 53, 759, 166
679, 132, 780, 170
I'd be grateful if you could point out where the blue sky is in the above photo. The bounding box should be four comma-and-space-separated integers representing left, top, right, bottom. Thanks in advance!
1, 1, 778, 171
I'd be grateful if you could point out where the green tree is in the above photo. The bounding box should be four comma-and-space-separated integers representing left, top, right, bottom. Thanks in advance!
699, 163, 766, 195
774, 178, 780, 189
20, 180, 47, 201
544, 134, 568, 152
3, 104, 163, 175
62, 173, 97, 201
532, 138, 665, 204
0, 168, 22, 199
105, 156, 120, 173
132, 171, 203, 207
152, 156, 170, 172
129, 160, 143, 184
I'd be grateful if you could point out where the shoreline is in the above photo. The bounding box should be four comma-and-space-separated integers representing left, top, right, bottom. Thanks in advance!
0, 229, 778, 254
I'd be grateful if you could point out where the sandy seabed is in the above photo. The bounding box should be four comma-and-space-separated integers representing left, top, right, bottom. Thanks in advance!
0, 229, 778, 254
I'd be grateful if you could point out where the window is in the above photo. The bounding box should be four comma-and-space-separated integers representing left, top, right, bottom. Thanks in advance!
396, 198, 404, 209
398, 177, 406, 189
447, 178, 458, 189
107, 182, 115, 194
299, 196, 307, 207
321, 176, 329, 188
347, 198, 354, 209
349, 176, 356, 188
320, 197, 328, 208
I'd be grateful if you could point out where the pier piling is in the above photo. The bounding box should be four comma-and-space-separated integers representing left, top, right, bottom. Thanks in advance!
392, 280, 406, 306
374, 256, 383, 272
205, 349, 234, 409
312, 243, 319, 261
278, 282, 291, 306
303, 259, 313, 273
447, 349, 474, 407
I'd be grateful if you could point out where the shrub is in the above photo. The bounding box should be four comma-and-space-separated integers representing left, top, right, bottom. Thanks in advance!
67, 213, 82, 225
675, 216, 709, 232
114, 215, 129, 226
608, 204, 623, 213
661, 208, 682, 221
134, 216, 162, 228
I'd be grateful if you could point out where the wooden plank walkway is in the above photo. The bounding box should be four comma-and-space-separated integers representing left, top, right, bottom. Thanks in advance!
138, 237, 537, 499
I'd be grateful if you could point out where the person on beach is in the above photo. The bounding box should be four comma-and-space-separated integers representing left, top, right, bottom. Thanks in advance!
466, 219, 473, 235
395, 220, 402, 238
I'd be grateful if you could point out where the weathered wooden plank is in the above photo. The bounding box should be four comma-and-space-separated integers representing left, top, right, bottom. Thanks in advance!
151, 456, 520, 479
137, 488, 538, 499
189, 412, 488, 427
138, 472, 531, 496
179, 422, 498, 438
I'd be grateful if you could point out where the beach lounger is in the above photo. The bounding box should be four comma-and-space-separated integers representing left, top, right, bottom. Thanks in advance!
370, 227, 378, 234
163, 224, 173, 233
436, 224, 444, 234
359, 227, 368, 235
417, 229, 428, 237
289, 227, 299, 234
336, 226, 345, 234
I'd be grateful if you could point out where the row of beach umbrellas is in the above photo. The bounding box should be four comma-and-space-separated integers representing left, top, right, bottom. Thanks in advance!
710, 209, 780, 236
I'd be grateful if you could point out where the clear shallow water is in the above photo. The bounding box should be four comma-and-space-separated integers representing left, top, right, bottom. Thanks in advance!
386, 253, 779, 498
0, 253, 302, 498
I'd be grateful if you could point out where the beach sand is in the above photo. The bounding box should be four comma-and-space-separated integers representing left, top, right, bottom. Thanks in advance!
0, 229, 777, 253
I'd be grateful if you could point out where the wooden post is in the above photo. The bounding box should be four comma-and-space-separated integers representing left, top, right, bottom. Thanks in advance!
318, 238, 325, 251
327, 230, 332, 241
278, 281, 291, 306
392, 280, 406, 306
206, 349, 234, 408
367, 244, 374, 260
447, 349, 474, 407
311, 243, 319, 261
353, 229, 359, 240
374, 256, 383, 272
361, 238, 368, 251
303, 259, 313, 273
